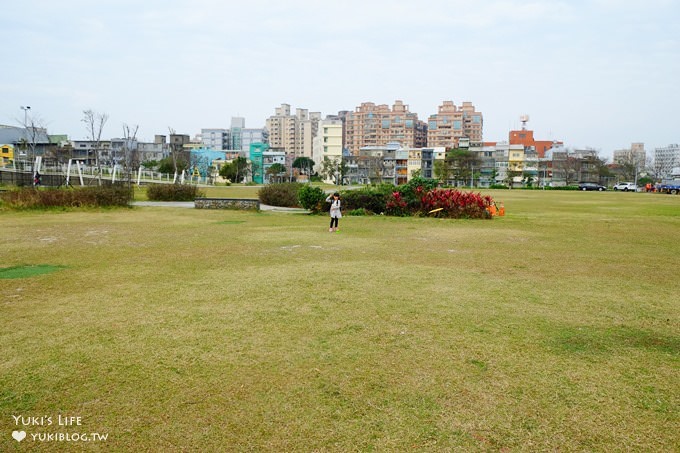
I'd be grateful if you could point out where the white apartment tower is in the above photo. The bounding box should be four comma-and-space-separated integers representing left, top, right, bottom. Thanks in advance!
312, 119, 343, 182
654, 144, 680, 178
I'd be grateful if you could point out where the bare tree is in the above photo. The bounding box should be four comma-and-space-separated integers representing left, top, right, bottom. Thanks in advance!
17, 110, 47, 173
551, 148, 580, 186
82, 110, 109, 185
121, 123, 139, 185
167, 127, 190, 183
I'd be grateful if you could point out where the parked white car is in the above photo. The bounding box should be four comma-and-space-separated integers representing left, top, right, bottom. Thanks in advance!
613, 182, 637, 191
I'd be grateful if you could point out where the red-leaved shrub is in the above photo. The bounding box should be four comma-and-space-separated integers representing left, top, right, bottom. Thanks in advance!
385, 187, 494, 219
419, 189, 493, 219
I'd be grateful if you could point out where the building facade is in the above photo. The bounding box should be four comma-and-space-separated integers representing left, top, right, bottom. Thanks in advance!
241, 128, 268, 152
654, 144, 680, 179
613, 143, 646, 168
1, 144, 14, 166
427, 101, 483, 149
202, 118, 267, 153
201, 128, 230, 150
312, 119, 343, 183
344, 143, 435, 185
265, 104, 320, 159
344, 101, 427, 155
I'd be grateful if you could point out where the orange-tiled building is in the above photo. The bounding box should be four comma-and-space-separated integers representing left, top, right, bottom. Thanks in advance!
509, 128, 562, 158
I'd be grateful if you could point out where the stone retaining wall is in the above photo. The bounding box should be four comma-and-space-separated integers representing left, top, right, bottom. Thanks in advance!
194, 198, 260, 211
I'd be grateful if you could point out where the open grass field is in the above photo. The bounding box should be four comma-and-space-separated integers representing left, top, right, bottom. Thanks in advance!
1, 190, 678, 451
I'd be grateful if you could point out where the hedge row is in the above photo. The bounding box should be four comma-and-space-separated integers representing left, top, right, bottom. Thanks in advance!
146, 184, 205, 201
258, 182, 302, 207
0, 186, 132, 209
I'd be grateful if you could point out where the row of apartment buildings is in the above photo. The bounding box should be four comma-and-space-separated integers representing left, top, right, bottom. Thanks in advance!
330, 140, 605, 188
263, 100, 484, 158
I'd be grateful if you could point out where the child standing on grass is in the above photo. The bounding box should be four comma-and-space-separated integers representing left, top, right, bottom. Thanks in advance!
326, 192, 341, 232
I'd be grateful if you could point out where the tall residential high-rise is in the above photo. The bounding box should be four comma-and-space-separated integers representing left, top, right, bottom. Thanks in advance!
265, 104, 320, 158
344, 100, 427, 155
427, 101, 483, 149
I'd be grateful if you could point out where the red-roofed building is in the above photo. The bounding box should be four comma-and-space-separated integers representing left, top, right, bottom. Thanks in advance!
508, 116, 562, 158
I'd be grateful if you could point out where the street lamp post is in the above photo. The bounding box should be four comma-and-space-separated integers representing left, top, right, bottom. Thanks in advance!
20, 106, 31, 125
20, 106, 32, 170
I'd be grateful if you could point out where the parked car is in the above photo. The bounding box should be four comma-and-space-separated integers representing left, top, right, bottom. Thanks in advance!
613, 182, 638, 192
578, 182, 607, 191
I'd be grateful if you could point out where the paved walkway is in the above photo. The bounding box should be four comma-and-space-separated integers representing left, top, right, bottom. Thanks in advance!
132, 201, 308, 213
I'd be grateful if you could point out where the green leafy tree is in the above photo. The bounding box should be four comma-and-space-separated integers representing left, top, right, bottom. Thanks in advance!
219, 157, 249, 183
158, 156, 188, 174
142, 160, 158, 170
321, 157, 347, 184
292, 157, 315, 175
446, 148, 480, 186
433, 160, 452, 183
320, 157, 336, 182
266, 163, 286, 183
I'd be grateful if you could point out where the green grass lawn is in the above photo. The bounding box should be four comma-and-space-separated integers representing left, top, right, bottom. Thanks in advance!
1, 191, 678, 451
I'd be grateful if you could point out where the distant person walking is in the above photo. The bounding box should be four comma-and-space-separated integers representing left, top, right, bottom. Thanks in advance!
326, 192, 342, 232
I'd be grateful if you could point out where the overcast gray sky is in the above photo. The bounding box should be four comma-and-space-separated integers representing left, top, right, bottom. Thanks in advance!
2, 0, 678, 157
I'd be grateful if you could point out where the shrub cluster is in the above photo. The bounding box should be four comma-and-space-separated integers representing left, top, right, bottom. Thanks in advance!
0, 186, 132, 209
146, 183, 205, 201
380, 177, 494, 219
346, 208, 371, 216
297, 185, 326, 212
340, 185, 392, 214
258, 182, 301, 207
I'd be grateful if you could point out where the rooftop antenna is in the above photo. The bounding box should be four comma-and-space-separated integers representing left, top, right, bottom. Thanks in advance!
520, 114, 529, 130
